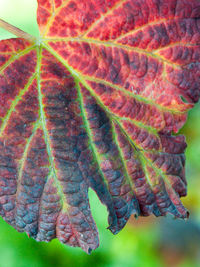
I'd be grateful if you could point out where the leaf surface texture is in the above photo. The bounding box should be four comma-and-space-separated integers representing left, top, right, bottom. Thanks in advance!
0, 0, 200, 252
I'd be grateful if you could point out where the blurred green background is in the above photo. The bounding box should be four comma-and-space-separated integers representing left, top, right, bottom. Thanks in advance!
0, 1, 200, 266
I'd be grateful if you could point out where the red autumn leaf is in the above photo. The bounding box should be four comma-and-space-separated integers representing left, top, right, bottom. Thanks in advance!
0, 0, 200, 252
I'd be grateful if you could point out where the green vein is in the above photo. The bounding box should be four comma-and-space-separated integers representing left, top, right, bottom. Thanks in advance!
111, 121, 137, 193
115, 119, 176, 192
36, 45, 67, 211
113, 119, 163, 214
118, 117, 159, 137
14, 119, 42, 221
17, 119, 42, 191
113, 119, 162, 194
76, 81, 109, 189
0, 72, 36, 137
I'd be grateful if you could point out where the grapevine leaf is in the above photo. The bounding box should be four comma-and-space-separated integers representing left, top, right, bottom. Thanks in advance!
0, 0, 200, 253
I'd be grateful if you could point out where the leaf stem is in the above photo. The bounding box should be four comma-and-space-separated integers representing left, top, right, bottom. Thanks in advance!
0, 18, 36, 43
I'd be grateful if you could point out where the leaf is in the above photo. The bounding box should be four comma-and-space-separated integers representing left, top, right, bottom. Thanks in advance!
0, 0, 200, 253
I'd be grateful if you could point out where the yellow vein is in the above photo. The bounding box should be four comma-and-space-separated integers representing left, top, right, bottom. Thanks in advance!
0, 45, 35, 73
153, 42, 199, 53
83, 74, 184, 114
0, 73, 36, 137
42, 0, 71, 37
81, 0, 127, 38
51, 0, 56, 14
114, 18, 170, 42
113, 17, 194, 43
52, 0, 71, 17
0, 52, 19, 55
45, 37, 181, 69
81, 38, 182, 68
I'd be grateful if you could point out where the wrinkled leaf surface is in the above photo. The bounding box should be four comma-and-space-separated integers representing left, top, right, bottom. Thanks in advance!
0, 0, 200, 252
